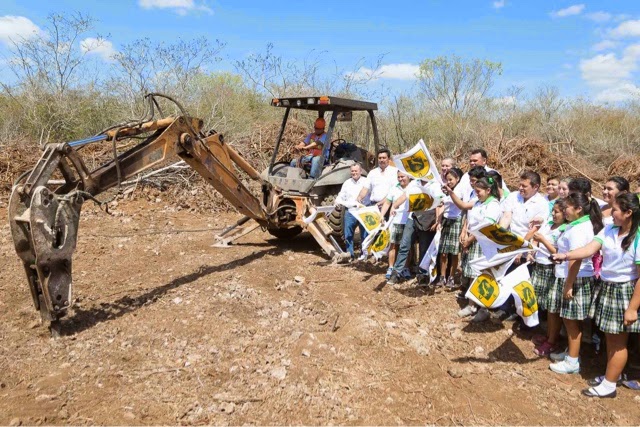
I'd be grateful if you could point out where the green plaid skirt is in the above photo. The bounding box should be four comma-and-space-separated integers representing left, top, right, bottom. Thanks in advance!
462, 240, 482, 279
546, 276, 564, 314
531, 263, 555, 312
390, 223, 405, 245
589, 280, 640, 334
439, 216, 462, 255
560, 276, 595, 321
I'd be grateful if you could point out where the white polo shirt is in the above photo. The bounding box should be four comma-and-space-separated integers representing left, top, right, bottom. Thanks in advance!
337, 176, 370, 206
502, 191, 550, 238
363, 165, 398, 203
534, 221, 563, 265
386, 183, 409, 225
556, 216, 595, 278
594, 225, 640, 283
467, 196, 502, 230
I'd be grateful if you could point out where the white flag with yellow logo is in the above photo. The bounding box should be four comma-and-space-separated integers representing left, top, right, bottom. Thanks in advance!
502, 263, 539, 327
465, 271, 513, 309
393, 139, 442, 184
468, 221, 532, 268
361, 220, 392, 260
405, 180, 444, 212
349, 205, 383, 233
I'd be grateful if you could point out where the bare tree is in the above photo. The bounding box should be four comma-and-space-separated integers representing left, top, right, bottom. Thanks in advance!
417, 55, 502, 120
7, 12, 103, 96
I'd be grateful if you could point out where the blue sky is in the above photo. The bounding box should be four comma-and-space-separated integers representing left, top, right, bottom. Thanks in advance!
1, 0, 640, 103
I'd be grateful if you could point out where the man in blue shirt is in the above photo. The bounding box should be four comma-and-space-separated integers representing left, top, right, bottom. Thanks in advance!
290, 117, 329, 179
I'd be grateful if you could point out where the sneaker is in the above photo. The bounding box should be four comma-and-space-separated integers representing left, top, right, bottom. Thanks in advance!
458, 304, 478, 318
400, 268, 412, 280
456, 290, 467, 300
550, 358, 580, 374
534, 340, 559, 357
445, 277, 457, 289
550, 347, 568, 362
581, 387, 616, 398
385, 267, 393, 280
357, 253, 368, 262
472, 308, 490, 323
416, 274, 429, 287
387, 270, 399, 286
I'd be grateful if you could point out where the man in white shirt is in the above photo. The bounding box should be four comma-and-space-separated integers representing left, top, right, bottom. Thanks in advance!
457, 148, 508, 199
500, 170, 550, 238
338, 163, 370, 259
357, 149, 398, 209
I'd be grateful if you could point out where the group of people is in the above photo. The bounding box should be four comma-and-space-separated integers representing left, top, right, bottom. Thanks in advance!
333, 146, 640, 399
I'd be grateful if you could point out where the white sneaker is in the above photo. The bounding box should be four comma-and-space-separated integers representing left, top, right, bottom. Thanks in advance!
472, 308, 490, 323
458, 304, 478, 318
357, 253, 368, 261
549, 357, 580, 374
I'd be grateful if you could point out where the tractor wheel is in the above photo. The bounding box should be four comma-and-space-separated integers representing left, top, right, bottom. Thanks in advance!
267, 226, 303, 240
321, 194, 346, 246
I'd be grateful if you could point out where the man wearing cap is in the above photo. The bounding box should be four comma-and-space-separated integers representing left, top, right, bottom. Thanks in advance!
290, 117, 329, 179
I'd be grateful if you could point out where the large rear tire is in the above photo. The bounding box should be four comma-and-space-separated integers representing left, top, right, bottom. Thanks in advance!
321, 194, 346, 246
267, 226, 303, 239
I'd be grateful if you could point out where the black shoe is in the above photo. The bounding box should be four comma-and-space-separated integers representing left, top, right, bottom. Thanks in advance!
387, 270, 399, 285
416, 274, 429, 287
587, 374, 627, 387
581, 387, 616, 398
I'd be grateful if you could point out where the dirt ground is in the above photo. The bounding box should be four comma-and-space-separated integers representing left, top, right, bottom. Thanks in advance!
1, 198, 640, 426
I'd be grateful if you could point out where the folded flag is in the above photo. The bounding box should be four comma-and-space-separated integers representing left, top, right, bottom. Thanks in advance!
419, 229, 441, 283
362, 221, 392, 259
303, 205, 336, 224
393, 139, 442, 184
469, 222, 532, 260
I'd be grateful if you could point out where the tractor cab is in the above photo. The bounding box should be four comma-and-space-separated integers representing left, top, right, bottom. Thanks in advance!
264, 96, 380, 199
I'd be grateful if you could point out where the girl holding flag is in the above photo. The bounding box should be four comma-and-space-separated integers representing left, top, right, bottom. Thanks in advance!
552, 193, 639, 398
436, 167, 464, 288
444, 175, 502, 320
548, 192, 604, 375
530, 200, 567, 356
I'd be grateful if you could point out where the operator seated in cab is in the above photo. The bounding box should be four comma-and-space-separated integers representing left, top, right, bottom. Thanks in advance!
290, 117, 329, 179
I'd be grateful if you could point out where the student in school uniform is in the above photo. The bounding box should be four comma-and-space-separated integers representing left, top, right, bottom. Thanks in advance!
444, 175, 503, 321
601, 176, 630, 226
553, 193, 640, 398
548, 192, 604, 375
436, 167, 464, 288
530, 200, 568, 356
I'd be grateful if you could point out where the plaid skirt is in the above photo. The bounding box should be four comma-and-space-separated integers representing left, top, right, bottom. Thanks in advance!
439, 216, 462, 255
462, 241, 482, 279
560, 276, 595, 321
589, 280, 640, 334
531, 263, 555, 312
390, 223, 405, 245
547, 277, 564, 314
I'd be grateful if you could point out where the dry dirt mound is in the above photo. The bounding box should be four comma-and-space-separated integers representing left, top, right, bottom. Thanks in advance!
1, 202, 640, 425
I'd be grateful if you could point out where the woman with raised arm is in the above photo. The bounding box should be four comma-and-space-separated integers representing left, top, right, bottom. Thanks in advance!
551, 193, 638, 397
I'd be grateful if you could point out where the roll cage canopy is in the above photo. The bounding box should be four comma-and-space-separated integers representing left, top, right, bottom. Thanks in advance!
271, 96, 378, 112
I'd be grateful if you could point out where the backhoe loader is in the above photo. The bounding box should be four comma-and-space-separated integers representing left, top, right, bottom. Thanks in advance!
8, 93, 381, 335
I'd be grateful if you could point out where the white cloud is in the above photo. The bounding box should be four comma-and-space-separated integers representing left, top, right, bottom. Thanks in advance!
580, 53, 634, 87
348, 63, 419, 81
580, 44, 640, 102
80, 37, 116, 62
138, 0, 212, 15
550, 4, 585, 18
592, 40, 617, 51
0, 15, 42, 45
492, 1, 505, 10
609, 19, 640, 38
493, 96, 516, 106
594, 83, 640, 103
585, 11, 611, 22
562, 63, 573, 69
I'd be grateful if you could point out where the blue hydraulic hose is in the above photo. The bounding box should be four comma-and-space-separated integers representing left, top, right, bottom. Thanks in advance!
68, 134, 108, 148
